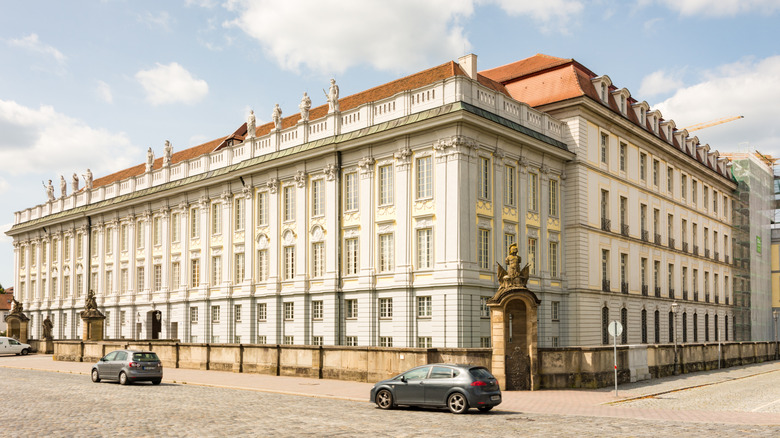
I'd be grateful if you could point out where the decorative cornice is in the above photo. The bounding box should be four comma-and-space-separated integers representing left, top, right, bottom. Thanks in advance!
267, 178, 279, 194
294, 170, 306, 188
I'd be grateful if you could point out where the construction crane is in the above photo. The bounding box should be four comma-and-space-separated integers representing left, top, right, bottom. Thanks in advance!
684, 115, 744, 132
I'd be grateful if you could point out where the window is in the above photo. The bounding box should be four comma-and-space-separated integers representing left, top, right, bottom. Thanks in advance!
379, 337, 393, 347
234, 253, 245, 283
667, 167, 673, 193
529, 173, 539, 211
211, 305, 220, 323
234, 304, 242, 323
283, 186, 295, 221
153, 217, 161, 245
600, 189, 609, 225
235, 197, 245, 231
211, 203, 222, 235
418, 337, 432, 348
171, 262, 180, 290
91, 230, 98, 255
257, 303, 267, 321
528, 237, 537, 275
346, 299, 358, 319
153, 264, 162, 291
256, 249, 268, 281
416, 156, 432, 199
257, 192, 268, 226
345, 238, 358, 275
118, 269, 127, 294
723, 194, 728, 217
692, 180, 697, 205
602, 306, 609, 345
284, 336, 294, 345
64, 238, 70, 260
602, 249, 610, 286
284, 301, 294, 320
621, 307, 628, 344
417, 296, 432, 318
681, 175, 687, 200
312, 179, 324, 216
600, 133, 609, 164
640, 257, 647, 287
478, 229, 490, 270
345, 172, 358, 211
378, 164, 393, 205
312, 242, 324, 277
284, 246, 295, 280
312, 336, 322, 346
551, 301, 560, 321
504, 233, 516, 261
641, 309, 648, 344
481, 337, 492, 348
417, 228, 432, 269
549, 179, 559, 217
211, 256, 221, 286
704, 186, 709, 209
654, 261, 660, 291
191, 258, 200, 286
379, 234, 394, 272
190, 207, 200, 239
549, 241, 558, 277
505, 165, 515, 206
653, 159, 659, 186
620, 253, 628, 288
346, 336, 358, 346
63, 276, 70, 297
713, 190, 718, 214
136, 267, 144, 291
640, 153, 647, 181
640, 204, 647, 234
619, 142, 627, 171
313, 301, 323, 320
77, 234, 83, 258
479, 157, 490, 199
619, 196, 627, 231
171, 213, 180, 243
136, 222, 145, 249
480, 296, 490, 318
379, 298, 393, 318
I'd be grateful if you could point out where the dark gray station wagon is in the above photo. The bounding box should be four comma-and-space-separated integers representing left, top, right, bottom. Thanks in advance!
370, 364, 501, 414
91, 350, 163, 385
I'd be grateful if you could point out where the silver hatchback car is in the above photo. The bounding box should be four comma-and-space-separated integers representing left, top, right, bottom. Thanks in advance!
91, 350, 163, 385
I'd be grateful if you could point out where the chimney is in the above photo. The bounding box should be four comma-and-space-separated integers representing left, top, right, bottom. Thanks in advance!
458, 53, 477, 80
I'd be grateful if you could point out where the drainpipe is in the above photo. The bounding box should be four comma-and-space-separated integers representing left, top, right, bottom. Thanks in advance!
336, 151, 343, 345
86, 216, 92, 295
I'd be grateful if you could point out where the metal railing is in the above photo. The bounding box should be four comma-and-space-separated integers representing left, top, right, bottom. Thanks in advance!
654, 233, 661, 245
668, 237, 675, 249
621, 282, 629, 294
601, 218, 611, 232
641, 229, 649, 242
655, 286, 661, 297
642, 285, 648, 296
621, 224, 629, 237
682, 242, 689, 253
602, 279, 611, 292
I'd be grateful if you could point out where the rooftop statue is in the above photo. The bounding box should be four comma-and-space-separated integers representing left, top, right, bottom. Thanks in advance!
59, 175, 67, 198
10, 297, 24, 315
42, 179, 55, 202
72, 173, 80, 192
146, 147, 155, 172
272, 104, 282, 130
323, 79, 339, 112
246, 110, 256, 138
82, 169, 93, 190
163, 140, 173, 167
299, 92, 311, 122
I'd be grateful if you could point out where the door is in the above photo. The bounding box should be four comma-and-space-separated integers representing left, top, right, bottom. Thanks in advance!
423, 366, 458, 406
97, 351, 118, 379
7, 338, 23, 354
110, 351, 128, 379
505, 299, 531, 390
393, 366, 429, 405
150, 310, 162, 339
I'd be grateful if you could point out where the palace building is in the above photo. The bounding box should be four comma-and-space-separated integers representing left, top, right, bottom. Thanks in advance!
7, 53, 737, 348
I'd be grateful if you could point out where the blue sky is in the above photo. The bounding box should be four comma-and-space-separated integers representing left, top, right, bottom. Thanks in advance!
2, 0, 780, 287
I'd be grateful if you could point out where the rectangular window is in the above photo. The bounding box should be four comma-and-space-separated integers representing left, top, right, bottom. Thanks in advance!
153, 217, 161, 246
692, 180, 698, 205
153, 264, 162, 291
64, 238, 70, 261
235, 197, 245, 231
312, 336, 323, 346
345, 172, 358, 211
378, 164, 394, 205
234, 253, 245, 283
416, 156, 433, 199
345, 336, 358, 347
504, 233, 516, 262
77, 234, 83, 258
136, 267, 144, 291
379, 234, 394, 272
528, 237, 537, 275
620, 253, 628, 286
76, 274, 83, 297
549, 241, 559, 277
667, 166, 673, 193
551, 301, 560, 321
549, 179, 559, 217
284, 186, 295, 221
478, 229, 490, 270
529, 173, 539, 211
417, 228, 432, 269
190, 258, 200, 286
211, 203, 222, 235
120, 225, 128, 251
171, 213, 180, 243
417, 296, 432, 318
234, 304, 242, 323
119, 269, 127, 293
481, 337, 492, 348
52, 239, 58, 263
284, 246, 295, 280
619, 142, 626, 171
257, 192, 268, 226
345, 238, 358, 275
479, 157, 490, 199
681, 174, 687, 200
313, 300, 323, 320
653, 159, 659, 186
379, 337, 393, 347
379, 298, 393, 318
256, 249, 268, 281
640, 153, 647, 181
602, 250, 610, 285
312, 242, 324, 277
600, 133, 609, 164
211, 256, 221, 286
704, 186, 709, 209
257, 303, 267, 321
601, 189, 609, 224
312, 179, 324, 216
91, 230, 98, 255
346, 299, 358, 319
136, 222, 144, 248
480, 296, 490, 318
63, 275, 70, 298
641, 257, 647, 286
171, 262, 180, 290
104, 231, 112, 255
417, 337, 432, 348
190, 207, 200, 239
284, 301, 294, 320
713, 190, 718, 214
211, 305, 220, 323
505, 165, 515, 206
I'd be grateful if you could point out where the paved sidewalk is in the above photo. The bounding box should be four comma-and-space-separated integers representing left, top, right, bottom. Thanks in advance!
2, 354, 778, 425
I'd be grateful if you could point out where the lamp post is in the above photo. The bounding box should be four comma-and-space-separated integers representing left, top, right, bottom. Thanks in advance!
672, 302, 679, 375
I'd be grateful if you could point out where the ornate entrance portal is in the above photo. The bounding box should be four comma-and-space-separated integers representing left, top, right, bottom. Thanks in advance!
489, 244, 540, 390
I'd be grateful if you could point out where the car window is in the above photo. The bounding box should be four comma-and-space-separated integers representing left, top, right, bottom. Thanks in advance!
429, 366, 454, 379
9, 339, 20, 345
104, 351, 118, 361
469, 367, 495, 380
402, 367, 430, 381
115, 352, 128, 361
133, 353, 160, 362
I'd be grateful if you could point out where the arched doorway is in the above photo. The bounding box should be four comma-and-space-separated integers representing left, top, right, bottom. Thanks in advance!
488, 288, 540, 390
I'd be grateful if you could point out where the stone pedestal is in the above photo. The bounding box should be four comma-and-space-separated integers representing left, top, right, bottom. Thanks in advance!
488, 286, 540, 391
80, 309, 106, 341
41, 338, 54, 354
4, 313, 30, 343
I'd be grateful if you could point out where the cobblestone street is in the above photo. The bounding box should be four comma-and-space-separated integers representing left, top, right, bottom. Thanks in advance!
1, 360, 779, 437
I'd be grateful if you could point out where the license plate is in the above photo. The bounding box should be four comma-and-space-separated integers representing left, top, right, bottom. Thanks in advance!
490, 395, 500, 401
143, 366, 155, 370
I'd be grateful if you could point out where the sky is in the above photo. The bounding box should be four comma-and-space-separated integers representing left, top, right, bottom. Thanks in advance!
1, 0, 780, 288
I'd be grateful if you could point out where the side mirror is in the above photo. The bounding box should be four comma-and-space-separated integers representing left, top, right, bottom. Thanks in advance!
400, 375, 407, 383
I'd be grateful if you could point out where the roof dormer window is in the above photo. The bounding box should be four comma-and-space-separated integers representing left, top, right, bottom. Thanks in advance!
640, 108, 645, 124
591, 75, 612, 105
611, 88, 631, 116
601, 83, 606, 101
621, 96, 625, 113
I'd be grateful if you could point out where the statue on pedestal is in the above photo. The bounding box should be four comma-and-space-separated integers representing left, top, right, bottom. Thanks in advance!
163, 140, 173, 167
246, 110, 256, 138
10, 297, 24, 315
492, 243, 530, 303
72, 173, 80, 192
299, 92, 311, 122
324, 79, 339, 112
146, 147, 155, 172
82, 169, 93, 190
59, 175, 67, 198
42, 316, 53, 340
272, 104, 282, 130
42, 180, 55, 202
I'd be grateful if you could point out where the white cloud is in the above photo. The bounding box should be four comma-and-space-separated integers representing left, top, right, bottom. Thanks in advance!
186, 0, 218, 7
138, 11, 174, 31
7, 33, 66, 64
0, 99, 140, 176
657, 0, 780, 16
96, 80, 113, 103
223, 0, 475, 74
638, 69, 685, 97
135, 62, 209, 105
489, 0, 584, 31
0, 177, 8, 194
653, 56, 780, 156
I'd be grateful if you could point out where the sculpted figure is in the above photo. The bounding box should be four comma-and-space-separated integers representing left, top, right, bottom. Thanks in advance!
43, 179, 55, 202
83, 169, 93, 190
299, 92, 311, 122
59, 175, 67, 198
72, 173, 80, 192
11, 297, 23, 314
505, 243, 521, 281
272, 104, 282, 130
146, 147, 155, 172
85, 290, 97, 311
42, 316, 53, 340
246, 110, 256, 138
163, 140, 173, 167
323, 79, 339, 112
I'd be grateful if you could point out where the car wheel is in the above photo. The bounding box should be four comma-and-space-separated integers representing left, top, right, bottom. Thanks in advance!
152, 379, 162, 385
477, 405, 493, 412
375, 389, 393, 410
21, 348, 29, 356
119, 371, 129, 385
447, 393, 469, 414
91, 369, 101, 383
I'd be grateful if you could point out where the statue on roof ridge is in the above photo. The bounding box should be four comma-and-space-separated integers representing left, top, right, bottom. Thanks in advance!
42, 179, 55, 202
146, 147, 155, 172
82, 169, 93, 190
324, 79, 339, 113
163, 140, 173, 167
72, 173, 79, 192
272, 104, 282, 130
299, 93, 311, 122
59, 175, 67, 198
246, 110, 256, 138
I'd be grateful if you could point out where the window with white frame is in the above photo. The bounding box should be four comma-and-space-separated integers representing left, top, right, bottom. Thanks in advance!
234, 304, 242, 323
667, 166, 673, 193
136, 267, 144, 291
136, 222, 144, 249
346, 299, 358, 319
480, 337, 491, 348
312, 179, 324, 216
153, 217, 161, 246
379, 337, 393, 347
379, 298, 393, 318
211, 203, 222, 235
551, 301, 560, 321
171, 262, 180, 290
211, 305, 220, 323
190, 207, 200, 239
480, 296, 490, 318
417, 337, 432, 348
379, 234, 394, 272
600, 133, 609, 164
191, 258, 200, 286
528, 237, 537, 275
478, 229, 490, 270
549, 241, 559, 277
549, 179, 559, 217
345, 238, 358, 275
681, 174, 687, 200
619, 142, 627, 171
153, 264, 162, 291
416, 156, 432, 199
378, 164, 393, 206
479, 157, 490, 200
284, 336, 294, 345
256, 249, 268, 281
77, 234, 83, 258
529, 172, 539, 211
284, 301, 294, 320
91, 230, 97, 255
257, 303, 267, 321
234, 253, 245, 283
284, 246, 295, 280
416, 228, 432, 269
104, 231, 111, 255
235, 197, 245, 231
257, 192, 268, 226
505, 165, 515, 206
345, 172, 358, 211
692, 180, 698, 205
119, 269, 127, 294
64, 238, 70, 260
417, 296, 432, 318
346, 336, 358, 346
312, 336, 323, 346
171, 213, 180, 243
640, 153, 647, 181
283, 186, 295, 221
312, 300, 323, 320
312, 242, 325, 277
211, 256, 221, 286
